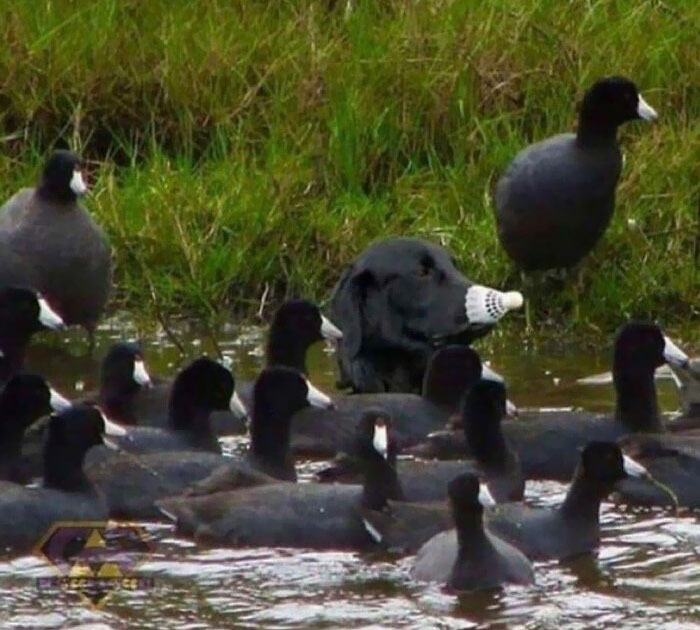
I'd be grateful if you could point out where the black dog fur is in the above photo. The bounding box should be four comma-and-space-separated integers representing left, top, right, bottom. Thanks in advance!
330, 237, 491, 393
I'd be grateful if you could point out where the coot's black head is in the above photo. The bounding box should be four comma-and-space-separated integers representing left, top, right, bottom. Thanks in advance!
422, 345, 483, 409
169, 357, 235, 418
272, 300, 343, 343
101, 341, 152, 393
47, 405, 107, 455
579, 76, 657, 134
353, 409, 398, 465
0, 287, 65, 338
580, 441, 650, 487
463, 378, 507, 427
448, 472, 495, 518
0, 373, 53, 430
614, 322, 689, 374
265, 300, 343, 372
253, 366, 333, 425
38, 150, 88, 202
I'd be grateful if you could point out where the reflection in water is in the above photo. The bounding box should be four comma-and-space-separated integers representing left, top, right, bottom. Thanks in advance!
1, 315, 698, 629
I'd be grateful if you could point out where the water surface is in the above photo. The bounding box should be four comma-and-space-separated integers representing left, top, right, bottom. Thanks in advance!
1, 317, 699, 629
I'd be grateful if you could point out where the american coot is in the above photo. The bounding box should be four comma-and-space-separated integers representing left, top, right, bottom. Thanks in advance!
318, 378, 523, 503
0, 150, 112, 334
0, 373, 72, 482
412, 473, 534, 592
101, 356, 241, 455
0, 287, 65, 382
156, 411, 404, 549
374, 442, 652, 560
410, 323, 689, 481
494, 77, 657, 271
85, 366, 332, 520
330, 237, 522, 394
93, 341, 247, 435
290, 345, 501, 457
235, 299, 342, 410
0, 405, 119, 555
187, 366, 335, 492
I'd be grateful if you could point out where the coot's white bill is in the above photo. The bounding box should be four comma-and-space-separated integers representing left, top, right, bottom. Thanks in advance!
321, 315, 343, 341
478, 483, 496, 506
70, 169, 88, 195
38, 297, 65, 330
133, 359, 153, 388
49, 388, 72, 412
623, 454, 651, 480
373, 421, 388, 460
481, 364, 505, 383
637, 94, 658, 122
663, 336, 689, 368
229, 390, 248, 418
305, 379, 334, 409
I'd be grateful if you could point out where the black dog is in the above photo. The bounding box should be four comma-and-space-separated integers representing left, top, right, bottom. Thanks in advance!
330, 237, 522, 393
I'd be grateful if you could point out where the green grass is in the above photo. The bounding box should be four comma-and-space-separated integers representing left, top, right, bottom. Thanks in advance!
0, 0, 697, 339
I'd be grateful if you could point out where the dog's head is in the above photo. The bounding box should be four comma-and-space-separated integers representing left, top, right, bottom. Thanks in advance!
330, 238, 480, 359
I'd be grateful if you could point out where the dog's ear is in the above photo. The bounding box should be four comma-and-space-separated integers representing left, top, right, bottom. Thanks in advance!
331, 266, 373, 358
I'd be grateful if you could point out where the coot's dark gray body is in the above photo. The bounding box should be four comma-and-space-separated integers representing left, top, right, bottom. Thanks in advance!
0, 160, 111, 329
85, 451, 267, 520
159, 483, 374, 550
495, 134, 621, 270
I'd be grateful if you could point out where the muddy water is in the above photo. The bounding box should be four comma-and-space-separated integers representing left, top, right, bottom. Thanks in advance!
1, 317, 699, 629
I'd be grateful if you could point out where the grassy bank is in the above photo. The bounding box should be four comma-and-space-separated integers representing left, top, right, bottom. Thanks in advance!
0, 0, 697, 336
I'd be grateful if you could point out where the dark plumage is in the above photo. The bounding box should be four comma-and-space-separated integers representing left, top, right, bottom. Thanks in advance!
291, 345, 487, 457
0, 373, 70, 482
0, 406, 110, 556
101, 356, 236, 455
379, 442, 651, 561
412, 473, 533, 591
85, 366, 332, 519
612, 431, 700, 508
235, 299, 343, 410
319, 378, 523, 503
0, 286, 65, 382
330, 237, 521, 393
156, 411, 404, 549
0, 150, 111, 332
91, 342, 246, 435
409, 322, 689, 480
494, 77, 657, 271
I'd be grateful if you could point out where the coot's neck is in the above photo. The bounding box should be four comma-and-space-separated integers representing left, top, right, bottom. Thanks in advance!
361, 456, 404, 510
250, 409, 294, 477
43, 442, 94, 493
465, 419, 511, 471
422, 371, 467, 413
454, 507, 489, 552
168, 399, 216, 445
100, 381, 139, 425
36, 182, 77, 205
560, 468, 606, 523
614, 362, 662, 432
576, 117, 619, 148
265, 328, 309, 374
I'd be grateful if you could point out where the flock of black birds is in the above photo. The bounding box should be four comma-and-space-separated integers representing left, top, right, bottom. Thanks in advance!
0, 75, 698, 594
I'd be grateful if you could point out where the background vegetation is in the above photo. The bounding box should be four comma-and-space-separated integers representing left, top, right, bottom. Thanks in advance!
0, 0, 697, 337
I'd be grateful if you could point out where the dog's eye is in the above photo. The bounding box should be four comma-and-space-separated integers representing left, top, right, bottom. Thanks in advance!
415, 265, 431, 278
